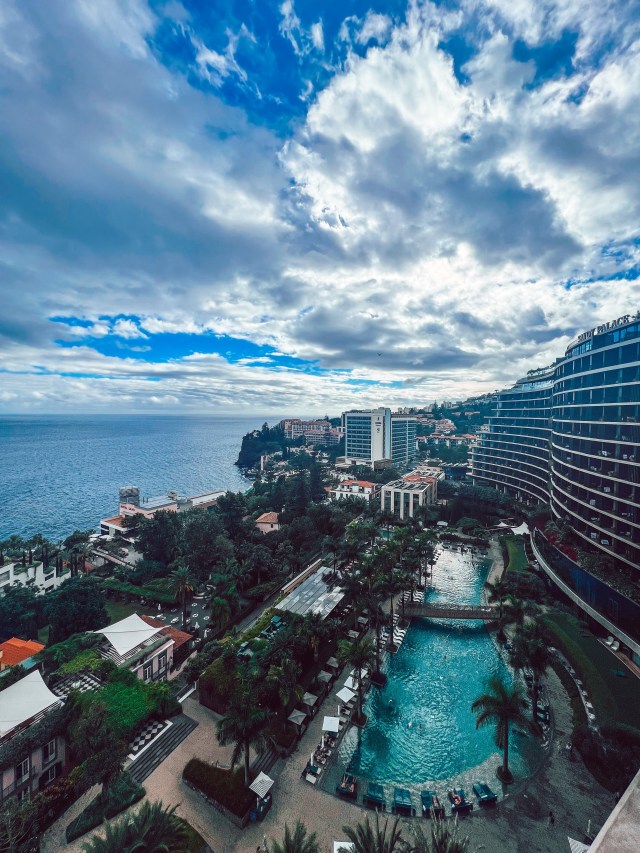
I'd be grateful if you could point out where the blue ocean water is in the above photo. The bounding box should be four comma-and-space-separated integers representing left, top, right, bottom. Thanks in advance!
327, 547, 541, 795
0, 414, 278, 541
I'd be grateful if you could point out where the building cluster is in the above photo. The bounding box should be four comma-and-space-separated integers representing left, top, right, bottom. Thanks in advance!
328, 465, 443, 520
0, 611, 193, 808
100, 485, 224, 538
279, 418, 342, 445
471, 313, 640, 576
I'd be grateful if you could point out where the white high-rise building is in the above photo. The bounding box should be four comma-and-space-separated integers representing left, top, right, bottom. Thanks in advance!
341, 408, 417, 467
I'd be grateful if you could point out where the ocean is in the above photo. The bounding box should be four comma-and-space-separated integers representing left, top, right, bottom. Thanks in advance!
0, 414, 279, 541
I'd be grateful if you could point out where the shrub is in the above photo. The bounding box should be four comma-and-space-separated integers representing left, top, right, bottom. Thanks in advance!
183, 759, 254, 817
65, 773, 145, 842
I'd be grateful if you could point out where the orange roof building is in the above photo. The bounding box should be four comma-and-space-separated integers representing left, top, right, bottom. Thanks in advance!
0, 637, 45, 670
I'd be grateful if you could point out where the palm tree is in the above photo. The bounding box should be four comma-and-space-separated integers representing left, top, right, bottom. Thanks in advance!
216, 691, 269, 786
209, 595, 231, 633
81, 800, 188, 853
341, 813, 404, 853
510, 622, 551, 713
383, 571, 404, 652
409, 816, 480, 853
471, 675, 535, 782
169, 563, 195, 631
364, 585, 387, 685
338, 636, 375, 725
484, 578, 509, 640
266, 660, 303, 716
270, 821, 319, 853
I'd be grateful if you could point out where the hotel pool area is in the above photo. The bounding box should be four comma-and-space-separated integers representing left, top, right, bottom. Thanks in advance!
321, 545, 543, 802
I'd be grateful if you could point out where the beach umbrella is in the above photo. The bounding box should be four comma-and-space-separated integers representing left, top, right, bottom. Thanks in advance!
337, 686, 355, 704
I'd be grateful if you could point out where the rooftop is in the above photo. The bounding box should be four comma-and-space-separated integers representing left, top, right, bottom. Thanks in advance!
0, 637, 45, 668
139, 614, 192, 650
0, 670, 62, 738
256, 511, 280, 524
95, 613, 163, 658
277, 567, 344, 620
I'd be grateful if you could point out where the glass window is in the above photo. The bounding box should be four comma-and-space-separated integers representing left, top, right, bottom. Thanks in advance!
43, 739, 56, 764
15, 757, 30, 783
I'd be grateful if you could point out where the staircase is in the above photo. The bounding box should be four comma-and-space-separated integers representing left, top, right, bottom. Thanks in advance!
127, 714, 199, 784
251, 743, 278, 777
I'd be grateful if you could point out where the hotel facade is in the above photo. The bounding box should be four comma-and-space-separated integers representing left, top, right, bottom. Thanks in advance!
472, 313, 640, 576
341, 408, 417, 468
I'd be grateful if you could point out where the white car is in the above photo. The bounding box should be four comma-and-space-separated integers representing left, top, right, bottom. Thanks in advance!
171, 617, 179, 625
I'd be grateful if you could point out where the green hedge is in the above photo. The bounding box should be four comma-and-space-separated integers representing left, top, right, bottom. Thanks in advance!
183, 759, 254, 818
101, 577, 175, 604
65, 773, 145, 842
543, 612, 616, 722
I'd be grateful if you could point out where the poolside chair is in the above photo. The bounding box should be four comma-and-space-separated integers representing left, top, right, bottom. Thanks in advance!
611, 640, 620, 651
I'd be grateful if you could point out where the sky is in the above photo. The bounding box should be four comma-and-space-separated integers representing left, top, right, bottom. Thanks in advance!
1, 0, 639, 415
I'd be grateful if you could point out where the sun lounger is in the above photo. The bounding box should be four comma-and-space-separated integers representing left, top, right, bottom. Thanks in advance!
363, 782, 386, 811
392, 788, 415, 816
448, 787, 473, 813
472, 781, 497, 805
421, 790, 445, 818
611, 640, 620, 651
605, 636, 614, 646
336, 773, 358, 799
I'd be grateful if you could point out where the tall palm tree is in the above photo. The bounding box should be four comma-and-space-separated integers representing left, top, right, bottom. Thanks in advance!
471, 675, 535, 782
209, 595, 232, 632
341, 813, 404, 853
266, 660, 303, 715
338, 636, 375, 725
169, 563, 195, 631
81, 800, 188, 853
216, 692, 269, 786
270, 821, 319, 853
484, 578, 509, 640
510, 622, 551, 713
364, 585, 387, 685
409, 816, 481, 853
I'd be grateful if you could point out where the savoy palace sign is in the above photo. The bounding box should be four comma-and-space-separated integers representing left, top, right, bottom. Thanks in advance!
576, 313, 638, 344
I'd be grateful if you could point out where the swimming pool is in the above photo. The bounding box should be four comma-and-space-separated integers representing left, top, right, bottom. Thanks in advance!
322, 545, 542, 799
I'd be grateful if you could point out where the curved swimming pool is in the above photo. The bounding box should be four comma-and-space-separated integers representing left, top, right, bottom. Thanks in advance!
322, 545, 542, 799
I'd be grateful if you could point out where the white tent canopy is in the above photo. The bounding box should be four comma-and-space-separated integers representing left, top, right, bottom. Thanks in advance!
95, 613, 160, 656
318, 670, 332, 683
249, 771, 274, 799
303, 692, 319, 706
344, 676, 358, 691
323, 716, 340, 733
568, 839, 590, 853
288, 708, 307, 725
337, 686, 355, 704
334, 842, 355, 853
0, 670, 62, 736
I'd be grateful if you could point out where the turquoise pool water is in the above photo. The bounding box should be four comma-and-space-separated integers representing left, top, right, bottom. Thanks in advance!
325, 545, 542, 797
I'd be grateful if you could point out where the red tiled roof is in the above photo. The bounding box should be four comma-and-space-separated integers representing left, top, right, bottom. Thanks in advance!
0, 637, 45, 666
256, 512, 279, 524
340, 480, 376, 488
139, 615, 192, 649
102, 515, 127, 526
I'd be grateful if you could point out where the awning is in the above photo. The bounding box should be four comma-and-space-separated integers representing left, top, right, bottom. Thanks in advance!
568, 839, 590, 853
334, 843, 355, 853
326, 656, 340, 670
288, 708, 307, 725
349, 667, 369, 680
337, 686, 355, 703
249, 771, 274, 799
303, 692, 319, 706
323, 716, 340, 733
318, 670, 332, 683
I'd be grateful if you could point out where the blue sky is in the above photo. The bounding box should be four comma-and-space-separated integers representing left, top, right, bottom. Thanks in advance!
1, 1, 639, 413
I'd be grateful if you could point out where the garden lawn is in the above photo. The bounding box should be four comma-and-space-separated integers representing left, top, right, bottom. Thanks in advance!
504, 535, 528, 574
543, 611, 640, 729
106, 599, 141, 624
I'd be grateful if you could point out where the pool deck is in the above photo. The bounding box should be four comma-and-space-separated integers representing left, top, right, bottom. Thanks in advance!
42, 537, 614, 853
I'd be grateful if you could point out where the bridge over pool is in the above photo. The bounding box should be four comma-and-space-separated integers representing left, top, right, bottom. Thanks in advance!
404, 602, 499, 621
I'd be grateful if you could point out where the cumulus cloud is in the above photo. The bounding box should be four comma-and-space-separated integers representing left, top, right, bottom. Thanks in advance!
0, 0, 639, 413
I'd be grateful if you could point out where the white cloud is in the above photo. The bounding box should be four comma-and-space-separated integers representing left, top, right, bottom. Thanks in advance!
1, 0, 639, 413
310, 21, 324, 52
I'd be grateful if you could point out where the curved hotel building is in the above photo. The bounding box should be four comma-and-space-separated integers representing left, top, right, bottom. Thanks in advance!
472, 313, 640, 575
